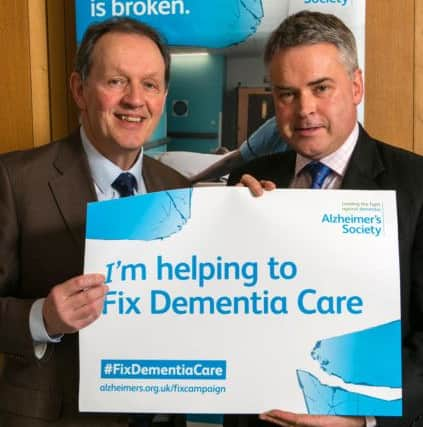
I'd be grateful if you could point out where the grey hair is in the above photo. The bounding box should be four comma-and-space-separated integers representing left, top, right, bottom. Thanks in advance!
264, 10, 359, 76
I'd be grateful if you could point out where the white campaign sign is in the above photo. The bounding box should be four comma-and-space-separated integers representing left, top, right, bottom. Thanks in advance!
80, 187, 402, 416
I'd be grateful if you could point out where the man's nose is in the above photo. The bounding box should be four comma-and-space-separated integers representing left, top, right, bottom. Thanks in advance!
122, 82, 145, 107
298, 92, 316, 117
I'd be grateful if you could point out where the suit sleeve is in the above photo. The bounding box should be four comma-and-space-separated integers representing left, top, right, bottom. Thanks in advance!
0, 157, 36, 358
227, 156, 274, 186
377, 190, 423, 426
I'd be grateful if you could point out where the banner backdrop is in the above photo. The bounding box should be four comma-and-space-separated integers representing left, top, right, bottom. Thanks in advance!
80, 188, 401, 416
75, 1, 365, 52
74, 0, 365, 80
74, 0, 366, 147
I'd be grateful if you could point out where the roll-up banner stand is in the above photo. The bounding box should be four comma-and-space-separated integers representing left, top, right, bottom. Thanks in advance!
74, 1, 365, 158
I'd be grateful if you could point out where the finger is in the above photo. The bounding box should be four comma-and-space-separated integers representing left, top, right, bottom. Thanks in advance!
70, 297, 107, 330
260, 180, 277, 191
66, 284, 109, 311
261, 410, 300, 425
259, 413, 291, 427
63, 274, 106, 298
261, 412, 365, 427
59, 292, 107, 332
239, 174, 264, 197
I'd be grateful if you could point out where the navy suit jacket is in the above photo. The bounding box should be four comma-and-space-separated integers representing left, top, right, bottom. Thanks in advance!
228, 126, 423, 427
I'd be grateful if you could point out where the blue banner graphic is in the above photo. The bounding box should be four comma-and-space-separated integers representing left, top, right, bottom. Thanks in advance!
75, 0, 263, 47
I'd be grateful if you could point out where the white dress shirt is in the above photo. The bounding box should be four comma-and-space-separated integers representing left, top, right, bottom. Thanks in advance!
291, 123, 359, 190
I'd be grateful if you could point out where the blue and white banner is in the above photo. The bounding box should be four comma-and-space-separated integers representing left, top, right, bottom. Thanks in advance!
75, 0, 365, 49
74, 1, 366, 151
80, 187, 401, 415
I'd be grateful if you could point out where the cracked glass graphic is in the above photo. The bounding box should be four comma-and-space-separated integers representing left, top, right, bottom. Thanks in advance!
76, 0, 264, 48
297, 320, 402, 416
297, 370, 401, 416
86, 188, 192, 240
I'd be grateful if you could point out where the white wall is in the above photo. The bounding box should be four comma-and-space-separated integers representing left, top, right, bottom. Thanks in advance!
225, 55, 267, 90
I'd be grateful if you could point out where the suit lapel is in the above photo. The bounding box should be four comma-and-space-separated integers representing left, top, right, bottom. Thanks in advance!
280, 151, 297, 187
341, 126, 385, 190
142, 155, 182, 192
142, 155, 161, 192
272, 150, 297, 188
49, 131, 97, 251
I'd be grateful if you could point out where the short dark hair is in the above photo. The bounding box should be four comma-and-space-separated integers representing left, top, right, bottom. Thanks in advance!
75, 17, 171, 86
264, 11, 358, 76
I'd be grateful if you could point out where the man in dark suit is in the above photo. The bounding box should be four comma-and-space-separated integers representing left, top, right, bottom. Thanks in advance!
228, 11, 423, 427
0, 18, 189, 426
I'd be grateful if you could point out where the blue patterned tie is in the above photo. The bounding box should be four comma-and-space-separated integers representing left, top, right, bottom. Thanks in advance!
112, 172, 138, 197
306, 161, 332, 189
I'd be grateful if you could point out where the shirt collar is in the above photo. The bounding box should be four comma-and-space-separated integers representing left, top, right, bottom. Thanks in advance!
295, 122, 359, 178
79, 126, 144, 198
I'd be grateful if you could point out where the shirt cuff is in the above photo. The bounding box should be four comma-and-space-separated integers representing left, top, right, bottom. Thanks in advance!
366, 416, 377, 427
29, 298, 63, 358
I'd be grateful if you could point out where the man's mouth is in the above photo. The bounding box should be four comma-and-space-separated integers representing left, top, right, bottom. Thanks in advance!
295, 124, 324, 131
115, 114, 145, 123
293, 123, 326, 135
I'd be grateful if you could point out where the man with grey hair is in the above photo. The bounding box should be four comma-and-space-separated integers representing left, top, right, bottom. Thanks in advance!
228, 10, 423, 427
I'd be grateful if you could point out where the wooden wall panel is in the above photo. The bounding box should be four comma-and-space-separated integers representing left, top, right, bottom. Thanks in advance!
0, 0, 34, 153
47, 0, 69, 141
415, 1, 423, 155
365, 0, 415, 151
47, 0, 78, 141
0, 0, 77, 154
64, 0, 79, 134
28, 0, 50, 147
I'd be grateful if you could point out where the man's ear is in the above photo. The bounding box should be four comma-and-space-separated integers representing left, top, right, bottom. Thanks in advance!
160, 89, 168, 114
352, 68, 364, 106
69, 72, 87, 110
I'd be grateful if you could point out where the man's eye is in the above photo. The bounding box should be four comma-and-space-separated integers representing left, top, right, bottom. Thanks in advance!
278, 92, 294, 101
315, 85, 329, 94
144, 81, 160, 91
108, 78, 127, 87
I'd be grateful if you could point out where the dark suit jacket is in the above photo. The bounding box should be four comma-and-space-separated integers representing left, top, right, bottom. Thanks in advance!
228, 126, 423, 427
0, 130, 190, 425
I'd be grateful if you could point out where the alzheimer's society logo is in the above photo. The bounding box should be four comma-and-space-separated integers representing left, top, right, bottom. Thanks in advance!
321, 200, 384, 237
